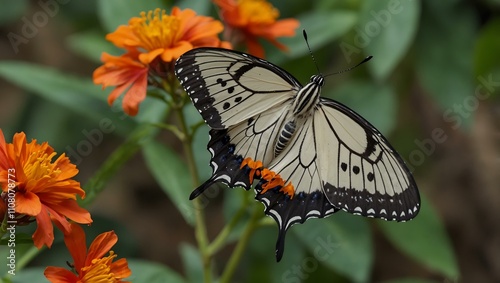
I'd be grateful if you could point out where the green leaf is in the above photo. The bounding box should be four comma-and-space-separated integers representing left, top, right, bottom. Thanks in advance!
474, 18, 500, 97
358, 0, 420, 80
244, 224, 306, 283
97, 0, 168, 33
0, 61, 136, 136
378, 196, 459, 280
415, 4, 476, 128
268, 10, 358, 64
328, 80, 397, 135
128, 259, 186, 283
0, 0, 28, 25
81, 125, 159, 205
7, 267, 48, 283
177, 0, 212, 15
142, 140, 195, 225
66, 29, 120, 63
294, 213, 373, 283
180, 243, 204, 283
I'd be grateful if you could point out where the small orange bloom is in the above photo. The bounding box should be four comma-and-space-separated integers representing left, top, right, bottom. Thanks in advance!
44, 223, 131, 283
0, 130, 92, 248
214, 0, 300, 57
93, 7, 231, 116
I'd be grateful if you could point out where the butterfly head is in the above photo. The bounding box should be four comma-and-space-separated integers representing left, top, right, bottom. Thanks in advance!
310, 74, 324, 86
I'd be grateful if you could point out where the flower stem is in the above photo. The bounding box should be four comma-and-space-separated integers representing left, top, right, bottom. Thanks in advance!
206, 204, 246, 256
172, 101, 212, 283
219, 203, 262, 283
16, 245, 42, 271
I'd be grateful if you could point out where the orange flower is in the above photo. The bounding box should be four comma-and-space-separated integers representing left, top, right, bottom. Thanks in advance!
93, 7, 231, 116
0, 130, 92, 248
93, 52, 148, 116
44, 223, 131, 283
214, 0, 300, 57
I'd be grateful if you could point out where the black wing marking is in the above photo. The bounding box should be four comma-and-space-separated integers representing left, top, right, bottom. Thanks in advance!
175, 48, 301, 129
316, 98, 420, 221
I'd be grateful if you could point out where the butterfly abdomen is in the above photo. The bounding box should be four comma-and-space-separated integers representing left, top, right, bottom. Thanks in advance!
275, 121, 296, 157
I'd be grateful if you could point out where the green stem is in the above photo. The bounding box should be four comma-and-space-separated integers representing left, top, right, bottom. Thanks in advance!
16, 245, 42, 271
206, 205, 246, 256
219, 204, 262, 283
173, 104, 212, 283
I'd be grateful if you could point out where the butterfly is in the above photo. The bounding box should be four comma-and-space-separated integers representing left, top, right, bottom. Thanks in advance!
174, 47, 420, 261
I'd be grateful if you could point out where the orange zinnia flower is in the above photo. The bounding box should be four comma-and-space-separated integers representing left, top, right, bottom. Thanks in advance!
0, 130, 92, 248
44, 223, 131, 283
214, 0, 300, 57
93, 7, 231, 116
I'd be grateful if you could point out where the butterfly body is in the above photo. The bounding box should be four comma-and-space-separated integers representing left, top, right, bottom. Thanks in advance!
175, 48, 420, 261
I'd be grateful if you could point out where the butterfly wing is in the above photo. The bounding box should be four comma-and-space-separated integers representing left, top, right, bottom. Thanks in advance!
255, 116, 338, 261
190, 105, 294, 199
315, 98, 420, 221
175, 48, 301, 129
175, 48, 303, 198
255, 98, 420, 261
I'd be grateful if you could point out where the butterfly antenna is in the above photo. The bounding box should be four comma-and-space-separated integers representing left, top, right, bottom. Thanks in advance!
325, 55, 373, 77
303, 30, 321, 75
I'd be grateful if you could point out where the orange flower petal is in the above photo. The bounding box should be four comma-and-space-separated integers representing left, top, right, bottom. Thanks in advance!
32, 206, 54, 248
160, 41, 193, 62
48, 199, 92, 225
44, 267, 78, 283
121, 71, 148, 116
110, 258, 132, 279
15, 191, 41, 215
214, 0, 299, 57
138, 48, 165, 65
85, 231, 118, 266
63, 223, 88, 271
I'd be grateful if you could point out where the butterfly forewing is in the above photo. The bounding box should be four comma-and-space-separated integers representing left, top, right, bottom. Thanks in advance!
175, 48, 301, 129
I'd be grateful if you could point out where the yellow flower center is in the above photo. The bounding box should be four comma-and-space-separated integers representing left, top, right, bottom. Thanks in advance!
23, 149, 60, 185
238, 0, 279, 25
79, 252, 120, 283
130, 8, 180, 51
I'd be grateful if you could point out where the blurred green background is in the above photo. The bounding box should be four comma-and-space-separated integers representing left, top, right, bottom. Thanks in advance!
1, 0, 499, 282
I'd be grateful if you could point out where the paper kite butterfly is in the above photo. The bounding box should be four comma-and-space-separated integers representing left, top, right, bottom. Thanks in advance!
174, 47, 420, 261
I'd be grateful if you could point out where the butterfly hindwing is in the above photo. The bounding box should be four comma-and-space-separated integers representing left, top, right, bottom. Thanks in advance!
255, 117, 338, 260
175, 48, 301, 129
